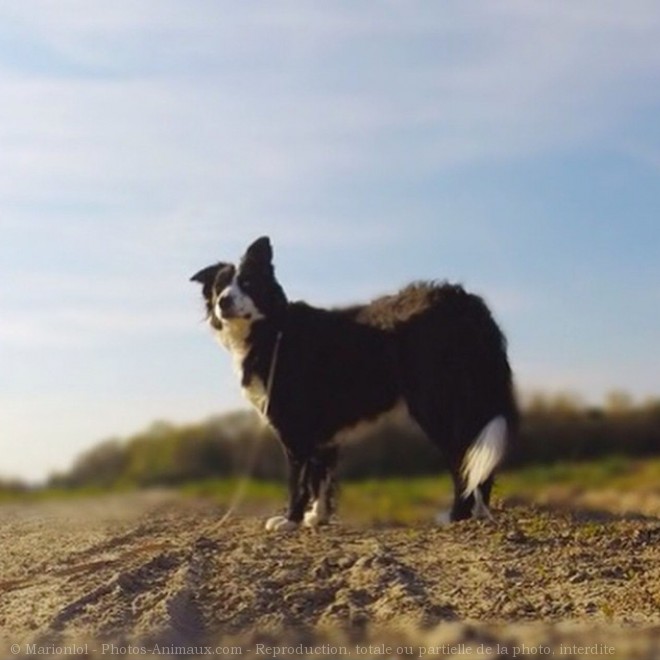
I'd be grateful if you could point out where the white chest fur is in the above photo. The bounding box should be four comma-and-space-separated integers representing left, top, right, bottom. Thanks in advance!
213, 320, 269, 417
242, 375, 268, 417
215, 318, 251, 355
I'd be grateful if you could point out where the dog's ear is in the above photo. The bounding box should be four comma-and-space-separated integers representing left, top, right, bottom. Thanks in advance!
244, 236, 273, 265
190, 263, 228, 301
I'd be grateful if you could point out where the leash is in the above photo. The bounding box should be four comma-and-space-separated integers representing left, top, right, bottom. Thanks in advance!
217, 330, 283, 526
262, 330, 283, 418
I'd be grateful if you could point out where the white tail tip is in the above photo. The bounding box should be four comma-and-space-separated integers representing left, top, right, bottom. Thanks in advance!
462, 416, 507, 498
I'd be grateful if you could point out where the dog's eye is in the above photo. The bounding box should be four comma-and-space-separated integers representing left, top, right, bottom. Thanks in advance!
239, 277, 251, 290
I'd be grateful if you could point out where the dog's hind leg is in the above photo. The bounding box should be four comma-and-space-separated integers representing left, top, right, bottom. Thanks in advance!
447, 470, 476, 522
436, 480, 486, 523
471, 483, 495, 521
447, 416, 507, 522
432, 455, 474, 524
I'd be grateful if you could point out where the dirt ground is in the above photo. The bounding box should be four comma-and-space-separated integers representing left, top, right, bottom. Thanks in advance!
0, 492, 658, 659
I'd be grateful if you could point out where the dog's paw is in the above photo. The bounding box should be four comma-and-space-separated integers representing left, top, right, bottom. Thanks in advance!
472, 502, 495, 522
303, 510, 328, 528
471, 489, 495, 521
265, 516, 299, 532
435, 510, 452, 526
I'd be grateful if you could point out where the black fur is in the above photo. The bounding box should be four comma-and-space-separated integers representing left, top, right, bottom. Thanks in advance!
192, 236, 518, 527
190, 263, 235, 330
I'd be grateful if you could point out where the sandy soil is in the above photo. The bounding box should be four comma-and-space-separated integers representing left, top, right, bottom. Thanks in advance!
0, 492, 658, 659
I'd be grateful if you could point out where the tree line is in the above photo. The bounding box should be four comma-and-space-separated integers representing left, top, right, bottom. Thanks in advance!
46, 392, 660, 489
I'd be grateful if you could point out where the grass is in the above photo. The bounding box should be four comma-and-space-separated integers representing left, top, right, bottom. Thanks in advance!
500, 455, 659, 493
178, 455, 660, 524
2, 456, 658, 524
0, 482, 136, 505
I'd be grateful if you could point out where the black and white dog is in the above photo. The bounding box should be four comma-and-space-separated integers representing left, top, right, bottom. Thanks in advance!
191, 237, 518, 531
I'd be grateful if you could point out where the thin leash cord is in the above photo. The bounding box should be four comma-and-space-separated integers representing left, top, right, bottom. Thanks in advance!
216, 331, 283, 526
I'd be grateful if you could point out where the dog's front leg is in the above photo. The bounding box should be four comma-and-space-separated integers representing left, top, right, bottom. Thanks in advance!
265, 455, 311, 532
304, 448, 338, 528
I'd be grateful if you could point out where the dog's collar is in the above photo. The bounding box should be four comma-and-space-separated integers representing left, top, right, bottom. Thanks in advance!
262, 330, 283, 418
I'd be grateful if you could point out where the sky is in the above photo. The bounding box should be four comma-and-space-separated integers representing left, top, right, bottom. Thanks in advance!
1, 1, 660, 482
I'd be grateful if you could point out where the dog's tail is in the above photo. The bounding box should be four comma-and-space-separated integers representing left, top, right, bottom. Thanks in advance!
461, 416, 508, 498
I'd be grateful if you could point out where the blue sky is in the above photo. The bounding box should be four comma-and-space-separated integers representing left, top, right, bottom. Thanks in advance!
1, 1, 659, 482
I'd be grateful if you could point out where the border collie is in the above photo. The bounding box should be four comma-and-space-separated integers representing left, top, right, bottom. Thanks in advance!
191, 236, 518, 531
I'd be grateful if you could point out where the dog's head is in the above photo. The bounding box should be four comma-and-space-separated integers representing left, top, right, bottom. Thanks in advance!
190, 236, 287, 334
